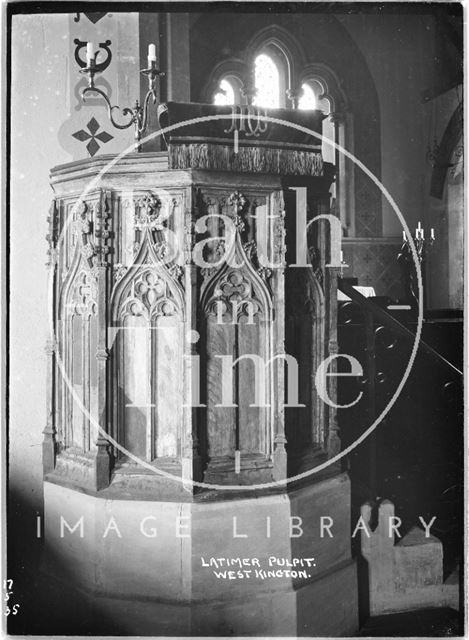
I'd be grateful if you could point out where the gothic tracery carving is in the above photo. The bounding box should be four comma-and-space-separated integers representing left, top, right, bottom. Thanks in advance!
205, 269, 262, 321
70, 270, 97, 316
244, 240, 273, 283
130, 192, 183, 272
119, 267, 181, 319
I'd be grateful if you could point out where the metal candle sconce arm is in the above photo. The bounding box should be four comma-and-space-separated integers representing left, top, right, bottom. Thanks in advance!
75, 40, 165, 152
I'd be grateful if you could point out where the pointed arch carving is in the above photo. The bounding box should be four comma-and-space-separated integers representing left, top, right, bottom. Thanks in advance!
111, 228, 185, 322
58, 191, 110, 323
201, 231, 273, 323
200, 225, 274, 478
58, 241, 86, 319
305, 267, 326, 448
284, 251, 327, 468
57, 244, 99, 453
110, 228, 185, 464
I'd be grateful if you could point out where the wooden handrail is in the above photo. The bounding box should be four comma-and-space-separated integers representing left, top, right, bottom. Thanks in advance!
338, 279, 463, 377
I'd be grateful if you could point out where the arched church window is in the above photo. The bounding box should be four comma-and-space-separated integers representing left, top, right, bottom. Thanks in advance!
298, 82, 317, 110
301, 79, 332, 115
253, 53, 280, 109
300, 79, 335, 164
213, 78, 235, 106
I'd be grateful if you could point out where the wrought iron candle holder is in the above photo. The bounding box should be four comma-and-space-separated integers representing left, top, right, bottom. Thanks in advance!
75, 40, 165, 152
397, 222, 435, 311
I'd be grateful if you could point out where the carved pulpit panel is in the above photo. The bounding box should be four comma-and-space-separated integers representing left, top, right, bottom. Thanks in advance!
111, 221, 185, 466
200, 209, 274, 482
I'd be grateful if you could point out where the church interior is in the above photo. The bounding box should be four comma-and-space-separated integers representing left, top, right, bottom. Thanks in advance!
7, 3, 463, 636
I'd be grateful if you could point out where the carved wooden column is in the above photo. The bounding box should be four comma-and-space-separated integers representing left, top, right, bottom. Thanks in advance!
182, 188, 202, 485
271, 191, 288, 482
43, 200, 58, 474
93, 190, 112, 490
310, 181, 341, 458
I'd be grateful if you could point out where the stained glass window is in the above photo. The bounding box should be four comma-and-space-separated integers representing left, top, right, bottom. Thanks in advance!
253, 53, 280, 109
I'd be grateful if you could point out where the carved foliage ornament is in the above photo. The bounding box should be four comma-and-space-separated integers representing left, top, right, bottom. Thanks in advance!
93, 195, 111, 266
200, 191, 249, 274
46, 199, 58, 266
113, 263, 127, 283
272, 193, 287, 265
228, 191, 248, 233
73, 192, 112, 268
134, 194, 163, 230
132, 194, 182, 271
197, 191, 275, 285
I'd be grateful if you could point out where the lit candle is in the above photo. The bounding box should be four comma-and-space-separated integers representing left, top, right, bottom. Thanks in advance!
148, 43, 157, 64
86, 42, 95, 65
340, 250, 344, 263
430, 228, 435, 240
403, 230, 406, 241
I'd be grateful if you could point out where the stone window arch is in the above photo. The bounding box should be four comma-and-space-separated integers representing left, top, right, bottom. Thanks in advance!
204, 31, 355, 235
203, 58, 248, 106
299, 64, 354, 235
213, 74, 243, 106
298, 77, 335, 164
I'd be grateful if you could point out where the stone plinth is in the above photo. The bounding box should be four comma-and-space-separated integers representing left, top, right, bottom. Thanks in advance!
42, 473, 358, 636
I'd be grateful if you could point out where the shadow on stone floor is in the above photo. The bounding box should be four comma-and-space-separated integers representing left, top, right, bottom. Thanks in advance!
359, 607, 462, 637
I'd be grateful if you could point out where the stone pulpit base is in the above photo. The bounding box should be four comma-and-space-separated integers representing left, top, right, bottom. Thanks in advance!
42, 474, 357, 636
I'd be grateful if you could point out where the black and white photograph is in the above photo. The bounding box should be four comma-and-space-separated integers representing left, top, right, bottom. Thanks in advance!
3, 1, 465, 637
